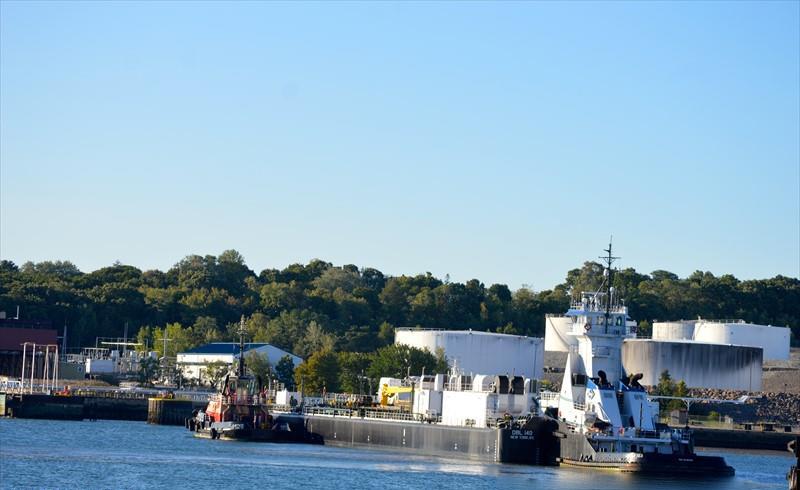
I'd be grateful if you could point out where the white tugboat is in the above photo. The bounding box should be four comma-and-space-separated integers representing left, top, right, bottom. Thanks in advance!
539, 243, 734, 476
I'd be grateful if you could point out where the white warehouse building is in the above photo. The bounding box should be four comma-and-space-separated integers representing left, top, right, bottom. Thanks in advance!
394, 328, 544, 380
652, 320, 790, 361
177, 343, 302, 385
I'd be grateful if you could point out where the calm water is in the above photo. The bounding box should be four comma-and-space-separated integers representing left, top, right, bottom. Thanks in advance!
0, 418, 794, 489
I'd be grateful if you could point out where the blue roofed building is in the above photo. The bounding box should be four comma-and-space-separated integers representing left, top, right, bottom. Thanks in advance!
176, 342, 302, 385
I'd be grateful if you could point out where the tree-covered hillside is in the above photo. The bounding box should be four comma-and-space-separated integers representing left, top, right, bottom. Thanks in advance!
0, 251, 797, 355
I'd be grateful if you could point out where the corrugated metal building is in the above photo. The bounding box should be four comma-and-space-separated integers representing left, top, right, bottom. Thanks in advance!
177, 343, 302, 384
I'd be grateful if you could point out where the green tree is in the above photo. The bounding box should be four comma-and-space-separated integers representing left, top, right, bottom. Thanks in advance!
655, 370, 675, 396
655, 370, 687, 413
245, 352, 272, 384
257, 309, 329, 353
367, 344, 444, 382
312, 267, 363, 294
153, 322, 195, 358
192, 316, 220, 344
295, 321, 336, 358
138, 357, 159, 386
294, 349, 340, 395
245, 312, 271, 341
274, 355, 296, 388
376, 321, 395, 346
3, 253, 798, 352
204, 360, 229, 388
337, 351, 372, 394
136, 326, 153, 352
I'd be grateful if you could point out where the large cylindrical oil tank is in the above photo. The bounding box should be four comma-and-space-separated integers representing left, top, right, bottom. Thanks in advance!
394, 329, 544, 379
544, 316, 575, 352
622, 339, 763, 391
652, 321, 696, 341
693, 322, 790, 361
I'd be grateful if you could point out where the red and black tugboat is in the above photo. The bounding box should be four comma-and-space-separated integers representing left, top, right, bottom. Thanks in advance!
188, 317, 308, 443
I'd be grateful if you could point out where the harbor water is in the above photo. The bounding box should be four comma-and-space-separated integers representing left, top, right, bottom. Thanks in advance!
0, 418, 793, 489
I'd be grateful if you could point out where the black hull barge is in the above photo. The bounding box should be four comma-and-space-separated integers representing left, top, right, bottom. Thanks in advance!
296, 408, 560, 465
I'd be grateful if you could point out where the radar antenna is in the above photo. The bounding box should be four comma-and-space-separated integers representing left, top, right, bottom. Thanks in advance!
599, 237, 620, 331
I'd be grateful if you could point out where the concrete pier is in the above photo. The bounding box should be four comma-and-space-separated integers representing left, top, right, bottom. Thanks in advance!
3, 394, 85, 420
1, 391, 205, 423
85, 397, 148, 421
692, 427, 797, 451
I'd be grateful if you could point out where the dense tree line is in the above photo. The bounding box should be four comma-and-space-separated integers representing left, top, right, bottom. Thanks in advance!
0, 251, 797, 360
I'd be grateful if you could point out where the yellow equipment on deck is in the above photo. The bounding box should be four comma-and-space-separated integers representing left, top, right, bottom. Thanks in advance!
379, 384, 413, 407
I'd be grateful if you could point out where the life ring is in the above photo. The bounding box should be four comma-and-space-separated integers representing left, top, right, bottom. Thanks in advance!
584, 323, 591, 332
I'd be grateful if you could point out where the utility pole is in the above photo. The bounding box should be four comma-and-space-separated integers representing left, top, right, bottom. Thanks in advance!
123, 322, 128, 359
161, 334, 172, 385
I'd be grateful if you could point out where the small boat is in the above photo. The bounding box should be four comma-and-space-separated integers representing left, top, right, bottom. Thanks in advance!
187, 317, 310, 443
539, 243, 735, 476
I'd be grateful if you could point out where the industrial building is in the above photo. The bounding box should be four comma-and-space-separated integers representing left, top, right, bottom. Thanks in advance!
652, 320, 790, 361
394, 328, 544, 380
177, 343, 301, 385
622, 339, 763, 391
0, 318, 59, 378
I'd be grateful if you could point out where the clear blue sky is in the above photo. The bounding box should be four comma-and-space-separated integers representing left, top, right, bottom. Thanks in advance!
1, 1, 798, 290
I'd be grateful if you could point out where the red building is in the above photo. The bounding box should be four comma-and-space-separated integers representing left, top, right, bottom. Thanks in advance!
0, 319, 58, 378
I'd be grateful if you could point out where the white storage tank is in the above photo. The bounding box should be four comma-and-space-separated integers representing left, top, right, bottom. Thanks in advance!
693, 321, 790, 361
622, 339, 763, 391
394, 329, 544, 380
652, 321, 696, 341
85, 358, 116, 374
544, 316, 576, 352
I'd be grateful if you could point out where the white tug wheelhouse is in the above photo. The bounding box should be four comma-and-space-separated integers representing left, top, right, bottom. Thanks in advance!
556, 290, 653, 433
539, 243, 698, 466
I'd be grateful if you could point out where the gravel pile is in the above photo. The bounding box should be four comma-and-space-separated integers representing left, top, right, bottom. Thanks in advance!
684, 388, 800, 425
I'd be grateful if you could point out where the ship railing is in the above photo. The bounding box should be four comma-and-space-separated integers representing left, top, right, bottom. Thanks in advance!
178, 392, 215, 402
321, 392, 354, 405
362, 409, 417, 422
300, 405, 435, 424
671, 427, 692, 440
698, 319, 746, 325
302, 406, 354, 418
270, 403, 300, 413
539, 391, 560, 401
444, 382, 473, 392
633, 429, 661, 439
218, 394, 271, 405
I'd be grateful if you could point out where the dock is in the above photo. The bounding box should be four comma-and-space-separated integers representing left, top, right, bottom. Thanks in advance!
1, 388, 208, 425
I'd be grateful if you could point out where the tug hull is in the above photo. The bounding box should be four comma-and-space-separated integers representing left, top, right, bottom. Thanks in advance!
192, 413, 313, 443
556, 423, 735, 477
